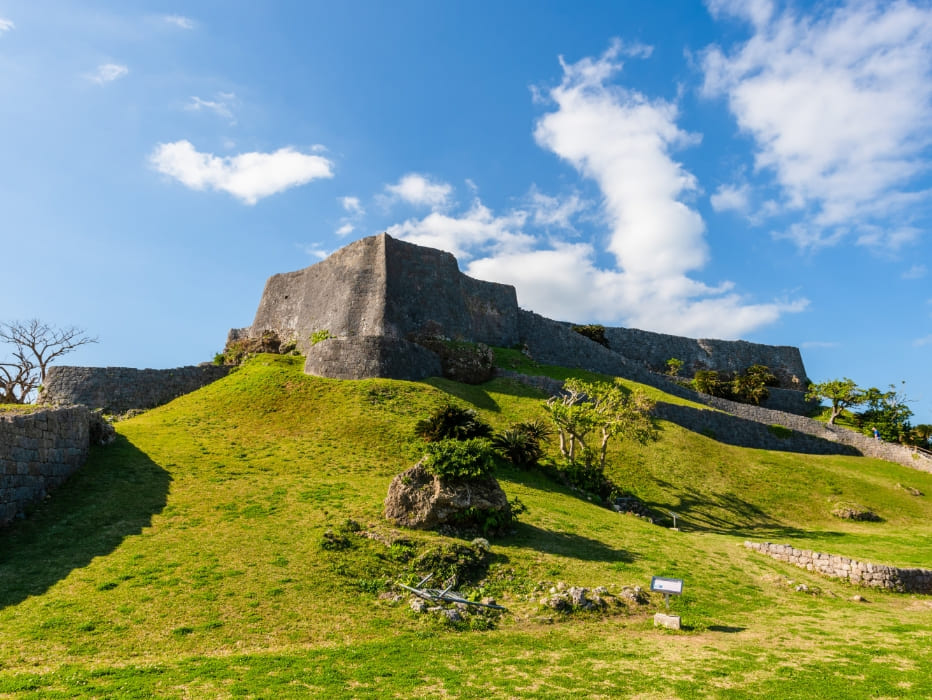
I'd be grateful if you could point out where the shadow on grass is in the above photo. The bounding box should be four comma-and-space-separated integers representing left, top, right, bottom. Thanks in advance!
0, 435, 170, 610
654, 402, 862, 457
645, 481, 844, 540
422, 378, 502, 412
499, 522, 636, 564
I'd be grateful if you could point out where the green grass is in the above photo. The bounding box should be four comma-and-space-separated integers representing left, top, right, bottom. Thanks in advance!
2, 353, 932, 697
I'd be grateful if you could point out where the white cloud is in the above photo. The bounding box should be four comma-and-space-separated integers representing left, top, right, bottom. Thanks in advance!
705, 0, 773, 28
903, 264, 928, 280
185, 93, 236, 123
385, 173, 453, 208
710, 183, 750, 213
0, 17, 14, 33
387, 197, 533, 260
527, 41, 803, 336
703, 1, 932, 249
149, 140, 334, 205
527, 187, 588, 230
914, 335, 932, 347
305, 245, 330, 260
335, 196, 364, 236
163, 14, 195, 29
535, 41, 707, 278
340, 196, 363, 214
384, 42, 807, 339
466, 243, 805, 336
87, 63, 128, 84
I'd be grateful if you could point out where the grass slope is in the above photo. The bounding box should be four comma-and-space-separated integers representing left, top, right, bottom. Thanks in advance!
1, 354, 931, 698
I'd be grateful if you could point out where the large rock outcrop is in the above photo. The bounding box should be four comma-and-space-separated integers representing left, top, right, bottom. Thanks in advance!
383, 461, 511, 531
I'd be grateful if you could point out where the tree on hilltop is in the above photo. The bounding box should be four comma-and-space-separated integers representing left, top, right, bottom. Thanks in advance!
0, 319, 97, 403
806, 378, 865, 425
544, 378, 656, 471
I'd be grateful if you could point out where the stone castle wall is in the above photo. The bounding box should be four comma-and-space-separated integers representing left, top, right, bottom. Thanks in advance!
245, 234, 520, 357
1, 407, 93, 526
39, 365, 230, 414
745, 541, 932, 593
603, 327, 807, 389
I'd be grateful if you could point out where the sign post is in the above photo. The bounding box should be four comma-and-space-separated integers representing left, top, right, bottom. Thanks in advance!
650, 576, 684, 629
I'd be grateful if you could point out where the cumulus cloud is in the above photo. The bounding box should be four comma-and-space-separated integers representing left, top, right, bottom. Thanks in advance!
903, 264, 928, 280
163, 14, 195, 29
385, 173, 453, 208
385, 42, 807, 338
710, 183, 750, 213
527, 187, 589, 230
149, 140, 334, 205
703, 1, 932, 249
185, 93, 236, 123
535, 41, 707, 278
341, 196, 363, 214
335, 196, 365, 236
0, 17, 14, 33
527, 41, 803, 335
87, 63, 128, 84
387, 197, 533, 260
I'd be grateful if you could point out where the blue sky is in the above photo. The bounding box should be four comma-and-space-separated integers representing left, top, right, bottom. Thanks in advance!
1, 1, 930, 422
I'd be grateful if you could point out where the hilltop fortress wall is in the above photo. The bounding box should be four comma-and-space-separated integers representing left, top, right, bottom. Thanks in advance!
234, 233, 809, 393
41, 233, 810, 411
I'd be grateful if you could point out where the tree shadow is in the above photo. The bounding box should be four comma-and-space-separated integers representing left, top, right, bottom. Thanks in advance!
497, 523, 636, 563
422, 377, 502, 412
0, 435, 171, 610
645, 480, 844, 540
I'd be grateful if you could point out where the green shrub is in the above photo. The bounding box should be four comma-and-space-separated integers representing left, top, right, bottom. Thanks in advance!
423, 438, 496, 480
414, 404, 493, 442
693, 370, 727, 397
732, 365, 776, 404
666, 358, 684, 376
491, 419, 551, 468
571, 324, 609, 348
310, 329, 335, 345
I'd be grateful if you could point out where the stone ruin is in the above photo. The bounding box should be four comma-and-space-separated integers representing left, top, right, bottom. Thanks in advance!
230, 232, 811, 390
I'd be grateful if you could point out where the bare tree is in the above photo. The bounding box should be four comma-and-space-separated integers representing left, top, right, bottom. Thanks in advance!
0, 319, 97, 403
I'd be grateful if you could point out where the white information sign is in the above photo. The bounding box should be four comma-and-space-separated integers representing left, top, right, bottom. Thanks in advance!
650, 577, 684, 595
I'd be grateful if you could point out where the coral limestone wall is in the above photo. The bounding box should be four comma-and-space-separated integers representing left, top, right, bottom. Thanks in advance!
0, 407, 94, 526
237, 234, 810, 389
745, 541, 932, 593
40, 365, 230, 413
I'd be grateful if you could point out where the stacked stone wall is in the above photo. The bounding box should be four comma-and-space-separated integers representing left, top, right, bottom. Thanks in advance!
745, 541, 932, 593
304, 337, 442, 381
0, 407, 92, 526
498, 369, 930, 469
602, 327, 808, 389
39, 365, 230, 414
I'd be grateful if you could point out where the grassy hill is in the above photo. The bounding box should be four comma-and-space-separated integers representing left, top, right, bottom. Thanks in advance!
1, 354, 931, 698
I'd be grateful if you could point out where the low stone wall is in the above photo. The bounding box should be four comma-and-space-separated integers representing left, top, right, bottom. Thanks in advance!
694, 395, 932, 471
304, 336, 442, 381
496, 370, 930, 468
39, 365, 231, 414
745, 541, 932, 594
0, 407, 94, 526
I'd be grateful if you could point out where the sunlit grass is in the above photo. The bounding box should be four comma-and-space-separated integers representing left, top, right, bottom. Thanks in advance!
1, 353, 931, 697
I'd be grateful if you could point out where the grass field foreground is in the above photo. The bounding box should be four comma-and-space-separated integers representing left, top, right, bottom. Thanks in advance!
1, 354, 931, 697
